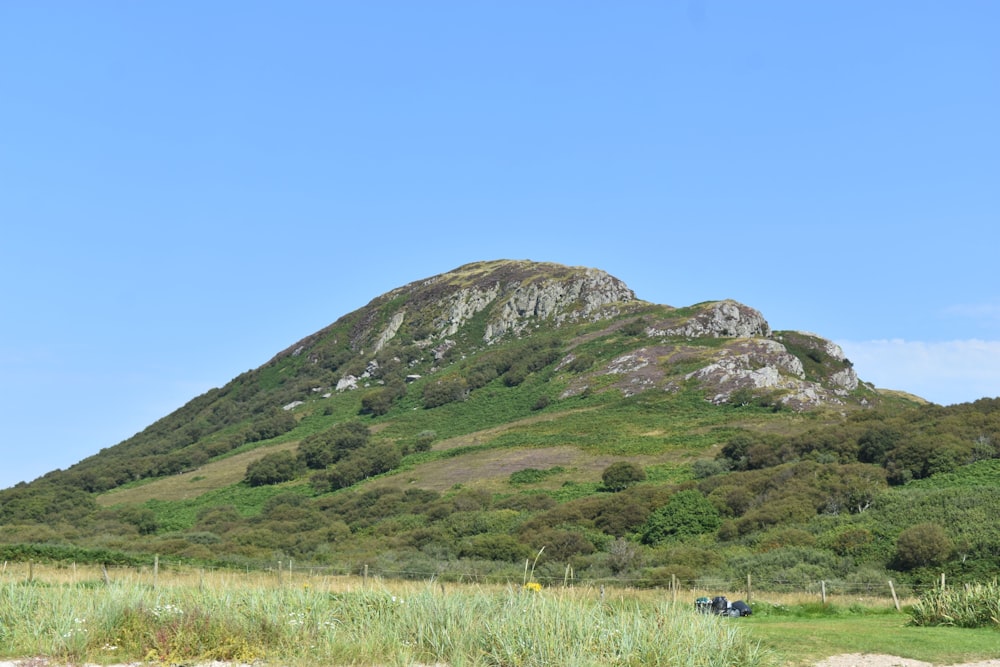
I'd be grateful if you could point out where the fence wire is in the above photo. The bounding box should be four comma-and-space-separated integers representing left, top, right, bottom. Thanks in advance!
3, 557, 961, 601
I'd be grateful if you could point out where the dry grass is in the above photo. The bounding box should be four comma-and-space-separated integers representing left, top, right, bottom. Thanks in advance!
0, 562, 778, 666
0, 562, 914, 610
95, 441, 299, 506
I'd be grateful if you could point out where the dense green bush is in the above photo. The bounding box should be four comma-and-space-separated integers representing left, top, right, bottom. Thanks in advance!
117, 506, 159, 535
641, 490, 720, 545
422, 376, 469, 408
360, 382, 407, 416
413, 430, 436, 452
601, 461, 647, 491
524, 528, 596, 562
458, 534, 531, 562
310, 443, 402, 492
298, 421, 371, 469
594, 498, 648, 537
893, 522, 953, 570
244, 450, 303, 486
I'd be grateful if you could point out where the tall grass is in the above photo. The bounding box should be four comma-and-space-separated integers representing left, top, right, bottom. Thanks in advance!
908, 581, 1000, 628
0, 570, 777, 666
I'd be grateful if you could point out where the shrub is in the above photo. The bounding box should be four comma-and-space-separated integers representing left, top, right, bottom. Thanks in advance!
117, 506, 159, 535
315, 443, 403, 492
594, 499, 648, 537
641, 490, 720, 545
298, 421, 371, 469
458, 534, 531, 562
413, 430, 436, 452
563, 353, 595, 373
601, 461, 646, 491
524, 528, 596, 562
620, 319, 646, 336
244, 450, 302, 486
893, 522, 953, 570
531, 395, 551, 411
692, 458, 731, 479
360, 388, 394, 416
422, 376, 469, 408
606, 537, 640, 574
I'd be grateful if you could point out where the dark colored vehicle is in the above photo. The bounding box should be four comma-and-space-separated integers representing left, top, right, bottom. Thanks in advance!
695, 595, 751, 617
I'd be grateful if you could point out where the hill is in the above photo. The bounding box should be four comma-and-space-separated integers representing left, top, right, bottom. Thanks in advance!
1, 259, 998, 589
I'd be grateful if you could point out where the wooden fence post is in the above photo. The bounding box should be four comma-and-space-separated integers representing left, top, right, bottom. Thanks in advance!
821, 580, 827, 605
153, 555, 159, 589
940, 572, 946, 590
888, 580, 901, 612
28, 560, 34, 583
102, 564, 110, 586
747, 574, 752, 604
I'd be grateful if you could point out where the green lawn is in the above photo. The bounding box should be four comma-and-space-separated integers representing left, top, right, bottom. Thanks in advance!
745, 613, 1000, 666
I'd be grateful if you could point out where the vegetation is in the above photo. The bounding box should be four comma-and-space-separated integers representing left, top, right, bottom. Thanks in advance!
747, 606, 1000, 666
601, 461, 647, 491
0, 568, 776, 667
1, 260, 998, 600
3, 564, 1000, 666
909, 580, 1000, 628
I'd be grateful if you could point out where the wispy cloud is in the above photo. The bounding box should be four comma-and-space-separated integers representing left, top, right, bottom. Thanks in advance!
943, 302, 1000, 324
837, 339, 1000, 406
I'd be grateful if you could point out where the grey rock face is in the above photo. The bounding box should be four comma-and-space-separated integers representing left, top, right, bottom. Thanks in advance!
436, 284, 502, 337
373, 311, 406, 353
484, 268, 635, 342
650, 300, 770, 339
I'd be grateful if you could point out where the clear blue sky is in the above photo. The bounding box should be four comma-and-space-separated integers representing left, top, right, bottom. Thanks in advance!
2, 2, 998, 489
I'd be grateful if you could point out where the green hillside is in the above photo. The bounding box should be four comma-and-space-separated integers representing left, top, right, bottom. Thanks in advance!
2, 260, 998, 590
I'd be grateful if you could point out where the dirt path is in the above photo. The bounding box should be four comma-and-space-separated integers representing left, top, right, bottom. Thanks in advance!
814, 655, 1000, 667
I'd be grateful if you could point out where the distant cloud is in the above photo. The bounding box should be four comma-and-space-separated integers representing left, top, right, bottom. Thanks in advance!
943, 302, 1000, 324
837, 339, 1000, 406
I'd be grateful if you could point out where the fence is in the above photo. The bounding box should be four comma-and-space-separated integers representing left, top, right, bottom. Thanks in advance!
2, 557, 951, 610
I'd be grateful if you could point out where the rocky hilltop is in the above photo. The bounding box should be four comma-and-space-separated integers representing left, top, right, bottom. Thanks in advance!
277, 259, 865, 412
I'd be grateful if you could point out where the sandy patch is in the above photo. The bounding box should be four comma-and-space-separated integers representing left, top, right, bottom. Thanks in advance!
814, 654, 1000, 667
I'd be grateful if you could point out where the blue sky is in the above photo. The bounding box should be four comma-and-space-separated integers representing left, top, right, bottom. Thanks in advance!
2, 1, 998, 489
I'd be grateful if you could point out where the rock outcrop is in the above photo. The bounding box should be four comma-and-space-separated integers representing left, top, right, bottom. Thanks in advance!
358, 261, 636, 351
483, 268, 635, 342
649, 300, 770, 338
278, 259, 868, 412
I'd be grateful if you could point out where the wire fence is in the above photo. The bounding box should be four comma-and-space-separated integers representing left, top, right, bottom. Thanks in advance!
3, 557, 958, 609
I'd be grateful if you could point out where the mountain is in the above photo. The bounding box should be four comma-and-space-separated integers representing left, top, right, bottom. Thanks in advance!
3, 259, 998, 588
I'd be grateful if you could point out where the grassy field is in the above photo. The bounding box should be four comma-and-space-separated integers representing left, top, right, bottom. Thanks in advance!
746, 609, 1000, 666
1, 564, 997, 666
1, 564, 770, 667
